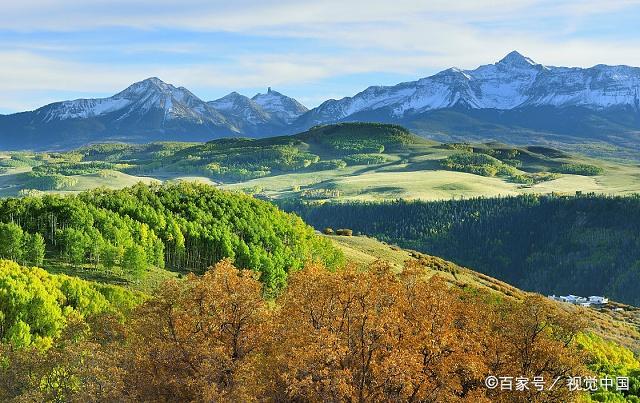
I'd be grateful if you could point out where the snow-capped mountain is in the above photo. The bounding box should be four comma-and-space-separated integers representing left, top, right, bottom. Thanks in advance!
39, 77, 228, 126
1, 51, 640, 150
0, 78, 308, 149
207, 89, 307, 135
251, 88, 308, 124
299, 51, 640, 126
207, 92, 272, 131
0, 77, 241, 149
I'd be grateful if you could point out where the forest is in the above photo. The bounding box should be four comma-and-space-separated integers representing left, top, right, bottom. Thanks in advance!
1, 183, 640, 401
440, 152, 561, 184
0, 260, 143, 349
0, 182, 342, 292
4, 257, 636, 402
108, 123, 426, 181
282, 194, 640, 306
1, 123, 624, 204
0, 124, 429, 188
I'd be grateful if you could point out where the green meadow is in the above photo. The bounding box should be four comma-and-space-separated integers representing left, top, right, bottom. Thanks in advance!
1, 123, 640, 201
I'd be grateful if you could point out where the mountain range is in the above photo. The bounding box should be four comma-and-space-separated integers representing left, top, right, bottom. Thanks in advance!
1, 51, 640, 152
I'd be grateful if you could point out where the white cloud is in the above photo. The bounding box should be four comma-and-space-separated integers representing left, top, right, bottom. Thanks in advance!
1, 0, 640, 111
2, 0, 638, 33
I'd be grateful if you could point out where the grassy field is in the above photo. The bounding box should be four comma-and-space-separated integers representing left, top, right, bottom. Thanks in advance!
0, 167, 30, 197
3, 154, 639, 201
1, 123, 640, 201
0, 167, 159, 197
327, 234, 526, 295
43, 259, 180, 294
226, 169, 519, 201
216, 131, 640, 200
222, 156, 640, 201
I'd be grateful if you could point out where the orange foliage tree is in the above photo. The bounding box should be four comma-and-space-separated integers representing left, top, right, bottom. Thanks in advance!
125, 259, 272, 402
1, 259, 588, 402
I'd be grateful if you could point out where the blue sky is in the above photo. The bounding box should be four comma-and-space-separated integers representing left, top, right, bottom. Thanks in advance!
1, 0, 640, 114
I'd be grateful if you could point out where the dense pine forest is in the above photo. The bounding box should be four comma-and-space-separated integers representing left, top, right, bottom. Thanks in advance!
0, 182, 342, 292
282, 194, 640, 305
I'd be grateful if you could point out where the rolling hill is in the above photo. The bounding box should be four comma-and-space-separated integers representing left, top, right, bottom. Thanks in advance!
2, 123, 640, 200
2, 52, 640, 158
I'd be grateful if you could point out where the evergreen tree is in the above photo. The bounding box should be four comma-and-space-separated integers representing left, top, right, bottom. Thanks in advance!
282, 194, 640, 305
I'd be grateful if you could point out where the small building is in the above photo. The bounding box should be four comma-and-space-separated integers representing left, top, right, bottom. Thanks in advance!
548, 294, 608, 307
588, 296, 608, 304
563, 295, 588, 304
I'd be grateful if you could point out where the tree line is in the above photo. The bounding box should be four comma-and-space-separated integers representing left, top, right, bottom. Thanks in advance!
0, 182, 342, 291
281, 194, 640, 305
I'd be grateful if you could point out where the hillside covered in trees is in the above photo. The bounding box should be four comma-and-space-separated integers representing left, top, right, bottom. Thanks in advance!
0, 182, 342, 292
283, 194, 640, 306
2, 184, 640, 401
3, 258, 630, 402
0, 259, 142, 349
0, 123, 427, 185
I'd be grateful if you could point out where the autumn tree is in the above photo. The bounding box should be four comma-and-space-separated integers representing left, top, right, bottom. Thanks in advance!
116, 260, 587, 402
0, 258, 590, 402
483, 295, 588, 403
125, 260, 272, 402
269, 260, 491, 402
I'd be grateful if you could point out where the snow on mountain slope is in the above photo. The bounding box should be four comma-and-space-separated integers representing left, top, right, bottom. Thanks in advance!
208, 92, 271, 126
2, 52, 640, 150
302, 51, 640, 125
465, 51, 546, 109
524, 65, 640, 108
37, 77, 227, 126
251, 88, 308, 124
41, 98, 132, 121
17, 52, 640, 132
207, 89, 307, 134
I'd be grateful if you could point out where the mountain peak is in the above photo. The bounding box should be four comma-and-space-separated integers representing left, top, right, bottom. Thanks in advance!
256, 87, 284, 98
118, 77, 179, 98
251, 89, 308, 124
136, 77, 172, 89
141, 76, 165, 84
208, 92, 256, 112
220, 91, 244, 99
434, 67, 471, 79
497, 51, 537, 67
